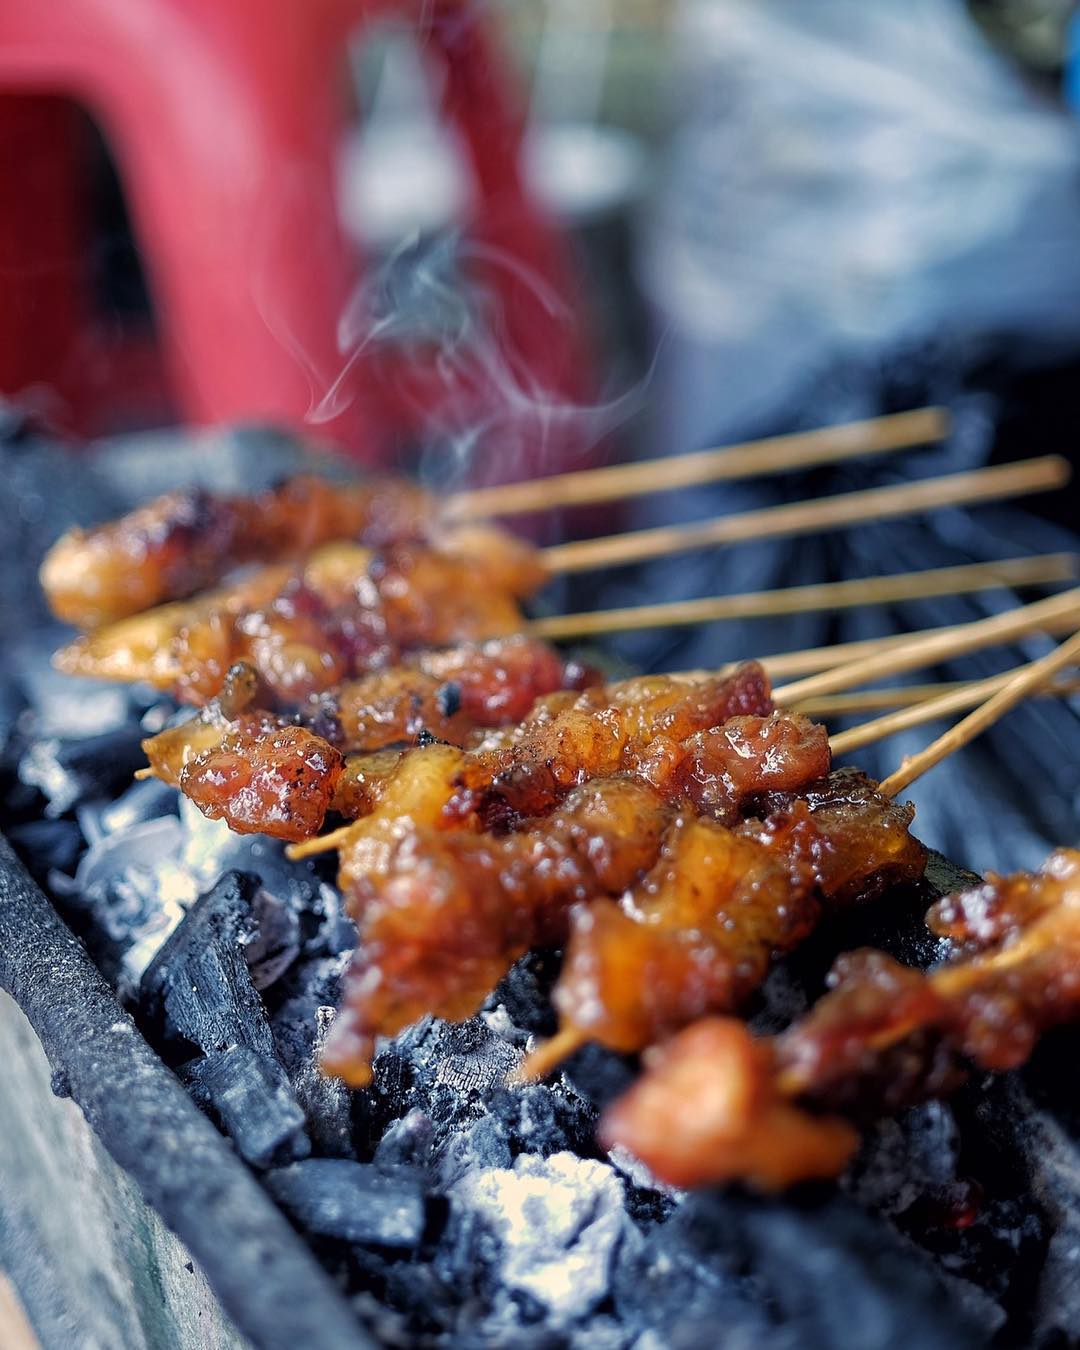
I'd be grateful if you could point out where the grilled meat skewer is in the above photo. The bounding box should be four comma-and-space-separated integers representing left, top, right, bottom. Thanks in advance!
602, 849, 1080, 1190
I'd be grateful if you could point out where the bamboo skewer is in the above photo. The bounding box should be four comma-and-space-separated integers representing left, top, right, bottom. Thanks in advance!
444, 407, 948, 520
513, 1027, 589, 1084
797, 674, 1080, 719
828, 670, 1080, 754
879, 628, 1080, 797
771, 587, 1080, 707
529, 554, 1076, 640
723, 611, 1080, 683
540, 456, 1069, 575
517, 640, 1080, 1085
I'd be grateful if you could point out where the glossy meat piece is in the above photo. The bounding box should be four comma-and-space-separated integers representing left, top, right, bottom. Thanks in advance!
144, 640, 597, 840
543, 726, 924, 1058
745, 768, 927, 905
41, 474, 436, 629
600, 1018, 859, 1191
323, 778, 673, 1087
452, 663, 775, 819
180, 722, 346, 841
602, 849, 1080, 1191
56, 530, 546, 705
555, 819, 820, 1052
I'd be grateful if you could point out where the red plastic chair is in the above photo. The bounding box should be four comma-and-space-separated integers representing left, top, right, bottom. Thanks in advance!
0, 0, 592, 471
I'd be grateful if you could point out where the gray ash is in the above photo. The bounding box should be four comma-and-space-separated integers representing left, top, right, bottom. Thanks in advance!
2, 421, 1080, 1348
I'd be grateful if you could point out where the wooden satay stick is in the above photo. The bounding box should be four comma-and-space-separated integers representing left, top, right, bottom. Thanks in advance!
513, 1027, 590, 1084
772, 586, 1080, 707
828, 668, 1080, 755
878, 628, 1080, 798
444, 407, 948, 520
797, 675, 1080, 719
540, 456, 1070, 574
703, 612, 1079, 684
286, 822, 357, 860
529, 554, 1076, 640
521, 656, 1080, 1087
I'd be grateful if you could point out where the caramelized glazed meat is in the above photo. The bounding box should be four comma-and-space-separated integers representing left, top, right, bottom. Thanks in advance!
323, 779, 674, 1087
600, 1018, 859, 1191
554, 820, 820, 1053
41, 474, 436, 629
744, 768, 928, 905
180, 722, 346, 841
142, 637, 594, 784
147, 664, 766, 842
543, 757, 925, 1059
451, 663, 775, 818
56, 530, 547, 705
602, 849, 1080, 1191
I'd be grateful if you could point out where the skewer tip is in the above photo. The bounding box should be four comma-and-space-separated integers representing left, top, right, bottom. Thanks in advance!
285, 822, 356, 861
133, 766, 155, 781
512, 1026, 589, 1083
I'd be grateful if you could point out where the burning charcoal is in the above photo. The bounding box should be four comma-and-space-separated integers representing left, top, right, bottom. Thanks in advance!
387, 1015, 521, 1101
561, 1043, 639, 1113
246, 888, 301, 990
98, 775, 179, 835
188, 1045, 311, 1169
487, 1085, 598, 1162
265, 1160, 427, 1250
374, 1109, 436, 1172
61, 815, 199, 993
18, 726, 146, 816
489, 950, 562, 1038
271, 958, 349, 1072
273, 979, 356, 1161
178, 797, 352, 957
435, 1113, 514, 1188
444, 1151, 636, 1330
140, 870, 274, 1060
613, 1189, 988, 1350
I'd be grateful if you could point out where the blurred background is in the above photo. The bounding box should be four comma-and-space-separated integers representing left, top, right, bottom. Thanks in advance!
3, 0, 1080, 870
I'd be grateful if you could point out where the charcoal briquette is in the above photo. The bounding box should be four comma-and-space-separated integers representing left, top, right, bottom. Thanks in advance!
140, 870, 274, 1060
189, 1045, 311, 1169
265, 1159, 427, 1250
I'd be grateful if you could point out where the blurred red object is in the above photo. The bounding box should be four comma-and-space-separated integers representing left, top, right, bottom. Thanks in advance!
0, 0, 592, 469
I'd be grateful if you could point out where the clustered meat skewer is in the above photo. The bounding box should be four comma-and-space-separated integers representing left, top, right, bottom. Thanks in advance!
317, 687, 926, 1087
601, 849, 1080, 1191
40, 473, 437, 629
39, 408, 951, 630
55, 526, 548, 705
143, 662, 772, 841
39, 460, 1080, 1197
140, 637, 599, 840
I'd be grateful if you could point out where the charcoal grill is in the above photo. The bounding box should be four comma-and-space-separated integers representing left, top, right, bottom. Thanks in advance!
3, 414, 1080, 1349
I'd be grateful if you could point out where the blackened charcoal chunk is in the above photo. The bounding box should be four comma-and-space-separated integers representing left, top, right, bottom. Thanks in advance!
140, 871, 274, 1060
245, 888, 301, 990
18, 726, 146, 817
489, 950, 561, 1038
487, 1084, 597, 1161
617, 1189, 986, 1350
270, 961, 355, 1159
374, 1109, 435, 1172
560, 1043, 638, 1113
7, 819, 84, 882
265, 1160, 427, 1250
188, 1045, 310, 1169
